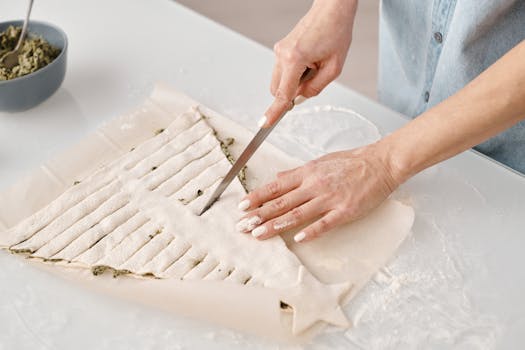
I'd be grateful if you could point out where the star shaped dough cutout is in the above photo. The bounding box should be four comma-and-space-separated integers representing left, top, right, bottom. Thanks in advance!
278, 266, 353, 334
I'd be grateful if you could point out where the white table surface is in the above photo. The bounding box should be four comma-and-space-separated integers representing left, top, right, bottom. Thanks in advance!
1, 1, 524, 349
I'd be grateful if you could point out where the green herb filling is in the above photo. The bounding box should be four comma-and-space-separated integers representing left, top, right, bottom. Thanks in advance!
0, 26, 61, 81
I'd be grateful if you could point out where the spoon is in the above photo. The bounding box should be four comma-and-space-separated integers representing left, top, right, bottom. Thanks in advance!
0, 0, 35, 69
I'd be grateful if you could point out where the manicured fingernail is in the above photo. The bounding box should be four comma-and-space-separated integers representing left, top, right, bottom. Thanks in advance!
294, 95, 307, 105
294, 231, 306, 242
236, 218, 249, 232
252, 225, 267, 238
238, 199, 251, 211
250, 216, 261, 223
247, 216, 261, 229
236, 216, 261, 232
257, 116, 267, 128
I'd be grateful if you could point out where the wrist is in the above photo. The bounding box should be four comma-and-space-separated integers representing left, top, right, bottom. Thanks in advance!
373, 136, 415, 187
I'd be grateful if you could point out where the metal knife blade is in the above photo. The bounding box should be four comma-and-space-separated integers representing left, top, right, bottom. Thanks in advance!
198, 68, 316, 215
198, 122, 277, 215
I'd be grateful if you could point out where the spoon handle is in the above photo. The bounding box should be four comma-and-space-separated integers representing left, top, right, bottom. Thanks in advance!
14, 0, 35, 51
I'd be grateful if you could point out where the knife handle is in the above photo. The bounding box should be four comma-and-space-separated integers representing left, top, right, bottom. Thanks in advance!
292, 67, 317, 107
300, 67, 317, 84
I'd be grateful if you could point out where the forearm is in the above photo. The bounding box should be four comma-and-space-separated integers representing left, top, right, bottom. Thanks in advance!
381, 40, 525, 182
312, 0, 358, 14
307, 0, 358, 50
304, 0, 358, 61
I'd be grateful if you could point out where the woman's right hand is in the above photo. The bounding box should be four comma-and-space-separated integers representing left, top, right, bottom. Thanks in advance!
262, 0, 358, 127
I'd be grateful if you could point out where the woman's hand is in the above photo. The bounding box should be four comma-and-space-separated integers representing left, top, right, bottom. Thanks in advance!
261, 0, 358, 127
236, 143, 401, 242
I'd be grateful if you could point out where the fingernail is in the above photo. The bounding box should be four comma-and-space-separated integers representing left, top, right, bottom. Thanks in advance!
257, 116, 267, 128
238, 199, 251, 211
252, 225, 267, 238
247, 216, 262, 228
294, 231, 306, 242
236, 216, 261, 232
236, 218, 249, 232
294, 95, 307, 105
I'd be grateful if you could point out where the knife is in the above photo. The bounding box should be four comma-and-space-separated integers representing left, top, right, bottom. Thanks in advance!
198, 67, 316, 215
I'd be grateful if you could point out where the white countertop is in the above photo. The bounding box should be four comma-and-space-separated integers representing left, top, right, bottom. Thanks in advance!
1, 1, 524, 349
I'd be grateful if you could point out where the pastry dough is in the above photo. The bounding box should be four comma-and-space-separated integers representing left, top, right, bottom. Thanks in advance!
1, 102, 351, 334
0, 84, 414, 338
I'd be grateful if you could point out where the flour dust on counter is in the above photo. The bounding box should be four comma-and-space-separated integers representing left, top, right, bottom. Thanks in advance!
344, 166, 503, 349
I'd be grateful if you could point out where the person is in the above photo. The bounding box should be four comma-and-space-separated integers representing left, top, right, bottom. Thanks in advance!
237, 0, 525, 243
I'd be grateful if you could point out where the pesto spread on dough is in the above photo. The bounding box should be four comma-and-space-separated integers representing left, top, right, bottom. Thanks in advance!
218, 136, 248, 192
0, 25, 61, 81
201, 114, 249, 192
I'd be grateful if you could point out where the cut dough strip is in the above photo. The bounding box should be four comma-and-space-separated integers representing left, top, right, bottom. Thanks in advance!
4, 174, 115, 248
163, 246, 207, 279
119, 233, 175, 273
51, 203, 138, 261
75, 213, 150, 266
142, 238, 192, 275
96, 220, 162, 267
10, 180, 121, 253
33, 193, 130, 259
122, 109, 202, 171
129, 121, 211, 178
145, 134, 221, 192
183, 254, 219, 280
172, 159, 230, 203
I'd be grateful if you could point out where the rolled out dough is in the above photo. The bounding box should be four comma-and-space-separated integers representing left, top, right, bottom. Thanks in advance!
0, 84, 414, 339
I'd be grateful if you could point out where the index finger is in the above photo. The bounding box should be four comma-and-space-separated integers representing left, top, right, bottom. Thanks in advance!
262, 63, 306, 127
238, 172, 302, 212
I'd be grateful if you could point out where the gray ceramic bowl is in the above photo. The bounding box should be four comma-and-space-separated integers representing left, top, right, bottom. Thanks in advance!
0, 20, 68, 112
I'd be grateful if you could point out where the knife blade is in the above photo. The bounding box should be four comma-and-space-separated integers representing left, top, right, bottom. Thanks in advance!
198, 68, 316, 215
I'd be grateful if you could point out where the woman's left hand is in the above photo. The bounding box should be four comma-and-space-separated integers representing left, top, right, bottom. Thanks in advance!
236, 144, 401, 243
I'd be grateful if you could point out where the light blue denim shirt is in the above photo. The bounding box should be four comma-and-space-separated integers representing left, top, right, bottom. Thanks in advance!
378, 0, 525, 174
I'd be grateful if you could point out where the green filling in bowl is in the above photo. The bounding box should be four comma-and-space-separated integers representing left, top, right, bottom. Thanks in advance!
0, 25, 61, 81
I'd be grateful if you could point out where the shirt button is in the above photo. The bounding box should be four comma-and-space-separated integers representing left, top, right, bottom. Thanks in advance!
434, 32, 443, 43
424, 91, 430, 102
